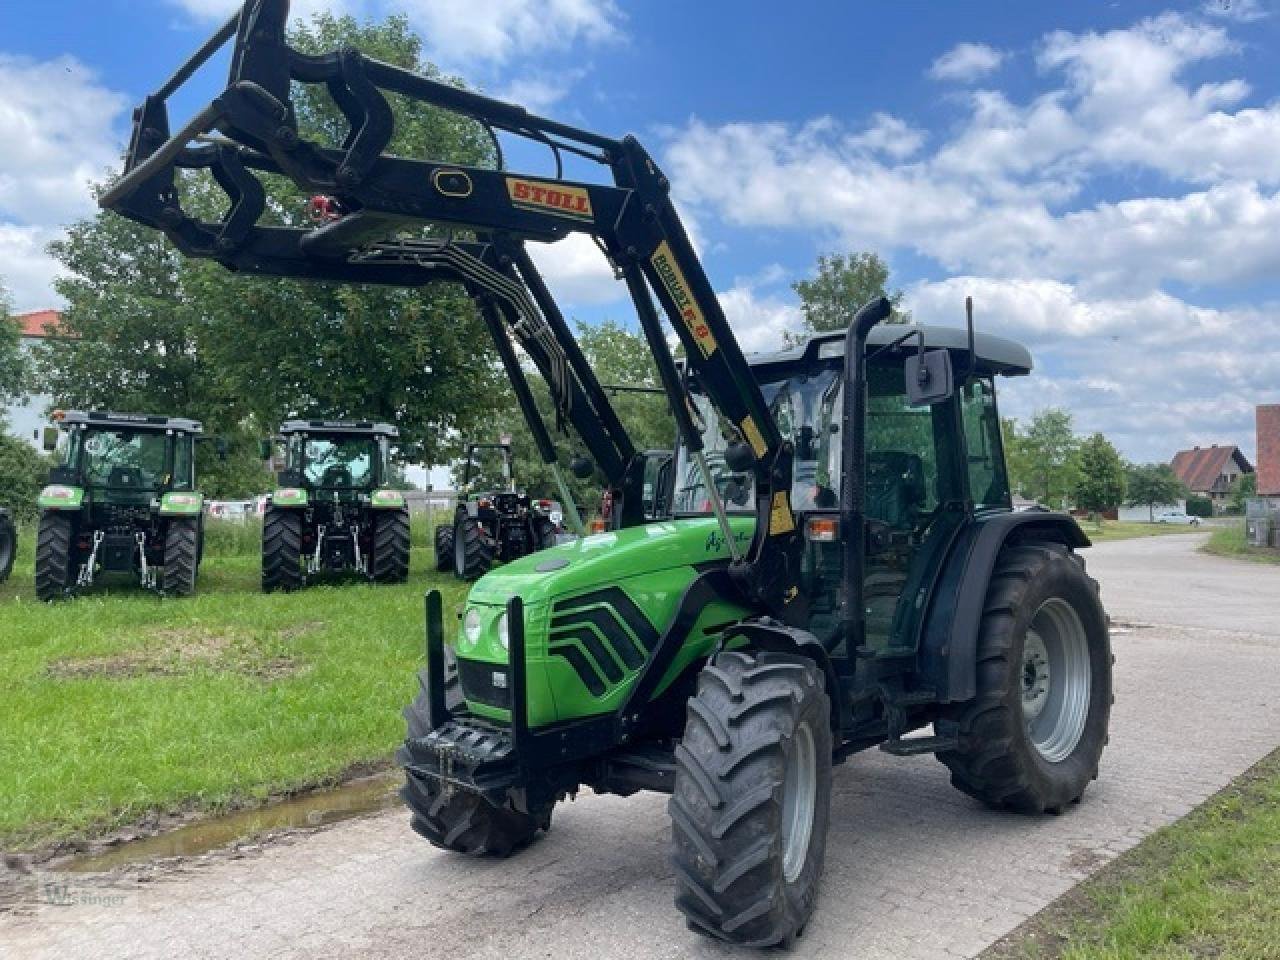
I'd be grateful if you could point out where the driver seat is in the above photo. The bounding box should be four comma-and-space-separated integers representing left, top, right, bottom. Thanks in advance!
865, 452, 926, 530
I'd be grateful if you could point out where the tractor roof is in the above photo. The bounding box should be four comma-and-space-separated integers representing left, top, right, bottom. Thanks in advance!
748, 324, 1033, 378
279, 418, 399, 437
58, 410, 204, 433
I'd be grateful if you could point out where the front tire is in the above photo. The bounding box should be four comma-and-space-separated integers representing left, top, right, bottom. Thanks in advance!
261, 506, 304, 592
35, 511, 76, 601
671, 650, 833, 948
453, 514, 493, 581
161, 518, 199, 596
937, 543, 1112, 814
433, 523, 454, 572
370, 506, 411, 583
397, 654, 552, 856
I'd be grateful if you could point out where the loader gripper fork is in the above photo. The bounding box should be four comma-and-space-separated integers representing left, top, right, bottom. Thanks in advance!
100, 0, 803, 619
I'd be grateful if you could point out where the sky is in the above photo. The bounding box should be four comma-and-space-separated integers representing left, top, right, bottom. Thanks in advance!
2, 0, 1279, 468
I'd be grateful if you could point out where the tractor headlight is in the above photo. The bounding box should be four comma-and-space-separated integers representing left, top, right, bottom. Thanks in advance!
496, 612, 509, 651
462, 607, 482, 649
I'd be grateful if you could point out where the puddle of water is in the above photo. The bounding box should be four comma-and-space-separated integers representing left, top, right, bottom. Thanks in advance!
59, 774, 401, 874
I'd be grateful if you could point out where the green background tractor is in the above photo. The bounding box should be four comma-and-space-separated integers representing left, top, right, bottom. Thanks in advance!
34, 410, 206, 600
260, 419, 410, 591
0, 507, 15, 583
434, 442, 561, 580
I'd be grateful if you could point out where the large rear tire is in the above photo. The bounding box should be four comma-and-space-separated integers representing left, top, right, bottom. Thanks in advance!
0, 512, 15, 583
161, 518, 199, 596
453, 514, 493, 581
35, 511, 76, 602
671, 650, 833, 948
433, 523, 454, 572
397, 652, 552, 856
936, 543, 1112, 814
261, 506, 304, 592
370, 506, 411, 583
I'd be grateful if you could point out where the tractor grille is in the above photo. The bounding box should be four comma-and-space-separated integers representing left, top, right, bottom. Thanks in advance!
548, 588, 659, 698
457, 658, 511, 709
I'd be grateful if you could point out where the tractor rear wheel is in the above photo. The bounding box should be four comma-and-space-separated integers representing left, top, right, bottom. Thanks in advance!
370, 506, 411, 583
261, 506, 304, 592
397, 653, 552, 856
433, 523, 454, 572
671, 650, 833, 948
161, 518, 199, 596
532, 515, 556, 552
936, 543, 1111, 814
0, 512, 15, 583
35, 511, 76, 602
453, 514, 493, 580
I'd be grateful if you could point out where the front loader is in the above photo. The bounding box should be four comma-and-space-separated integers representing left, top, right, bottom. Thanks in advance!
434, 442, 562, 580
102, 3, 1114, 946
34, 410, 206, 599
260, 419, 410, 590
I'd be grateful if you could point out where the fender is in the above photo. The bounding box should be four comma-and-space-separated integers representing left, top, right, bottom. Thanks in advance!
921, 511, 1090, 703
728, 619, 844, 732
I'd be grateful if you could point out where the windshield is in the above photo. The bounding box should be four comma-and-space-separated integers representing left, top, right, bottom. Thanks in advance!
460, 446, 513, 493
76, 428, 170, 490
298, 435, 377, 488
672, 366, 842, 515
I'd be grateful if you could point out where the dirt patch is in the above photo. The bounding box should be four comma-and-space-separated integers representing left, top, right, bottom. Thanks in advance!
277, 620, 327, 640
46, 625, 306, 681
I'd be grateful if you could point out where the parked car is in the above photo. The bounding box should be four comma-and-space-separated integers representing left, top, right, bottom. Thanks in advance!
1154, 510, 1201, 526
205, 499, 255, 521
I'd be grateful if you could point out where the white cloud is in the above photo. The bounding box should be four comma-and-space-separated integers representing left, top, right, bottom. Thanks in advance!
0, 55, 127, 225
397, 0, 621, 66
1202, 0, 1269, 22
0, 224, 66, 312
718, 285, 803, 354
165, 0, 359, 24
525, 232, 623, 306
929, 42, 1006, 82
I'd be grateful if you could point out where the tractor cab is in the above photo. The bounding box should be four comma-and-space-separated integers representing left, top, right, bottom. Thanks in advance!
275, 419, 396, 500
35, 410, 206, 598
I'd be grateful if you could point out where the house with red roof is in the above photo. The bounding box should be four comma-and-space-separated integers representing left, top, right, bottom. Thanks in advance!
1170, 443, 1254, 514
5, 308, 71, 449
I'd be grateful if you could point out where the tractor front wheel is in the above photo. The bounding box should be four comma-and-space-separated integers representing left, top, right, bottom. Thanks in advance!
433, 523, 454, 572
397, 656, 551, 856
161, 518, 199, 596
0, 512, 15, 583
936, 543, 1112, 814
453, 514, 493, 580
35, 511, 76, 601
370, 506, 411, 583
671, 650, 833, 948
261, 506, 304, 592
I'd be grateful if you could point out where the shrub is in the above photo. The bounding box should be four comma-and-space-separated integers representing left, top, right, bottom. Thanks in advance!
1186, 495, 1213, 518
0, 434, 51, 523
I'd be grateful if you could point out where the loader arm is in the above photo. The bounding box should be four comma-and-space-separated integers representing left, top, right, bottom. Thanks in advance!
100, 0, 803, 617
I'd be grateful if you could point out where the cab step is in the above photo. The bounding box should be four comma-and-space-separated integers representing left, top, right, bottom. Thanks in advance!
879, 735, 959, 757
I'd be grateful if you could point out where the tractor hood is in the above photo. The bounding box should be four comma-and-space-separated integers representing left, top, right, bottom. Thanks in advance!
467, 516, 755, 608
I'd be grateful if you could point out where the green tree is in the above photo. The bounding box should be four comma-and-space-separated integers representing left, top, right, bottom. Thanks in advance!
1006, 409, 1081, 508
1228, 471, 1257, 514
1073, 433, 1126, 517
38, 14, 506, 481
1125, 463, 1186, 521
788, 252, 910, 345
0, 282, 29, 415
0, 434, 50, 522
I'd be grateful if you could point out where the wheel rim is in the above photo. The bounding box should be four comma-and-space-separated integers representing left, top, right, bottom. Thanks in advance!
1021, 598, 1091, 763
781, 722, 817, 884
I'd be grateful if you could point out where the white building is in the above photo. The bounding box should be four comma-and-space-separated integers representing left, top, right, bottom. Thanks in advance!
4, 309, 64, 449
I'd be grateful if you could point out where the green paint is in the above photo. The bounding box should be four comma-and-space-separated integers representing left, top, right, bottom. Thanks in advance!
272, 487, 308, 507
458, 516, 754, 726
159, 492, 203, 516
37, 485, 84, 511
369, 489, 406, 509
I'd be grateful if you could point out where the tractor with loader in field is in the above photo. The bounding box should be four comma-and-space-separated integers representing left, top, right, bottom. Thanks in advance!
260, 419, 410, 590
34, 410, 207, 599
102, 2, 1113, 946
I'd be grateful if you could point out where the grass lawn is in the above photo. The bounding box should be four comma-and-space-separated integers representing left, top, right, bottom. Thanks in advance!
1201, 520, 1280, 565
0, 516, 468, 852
1077, 520, 1205, 543
985, 749, 1280, 960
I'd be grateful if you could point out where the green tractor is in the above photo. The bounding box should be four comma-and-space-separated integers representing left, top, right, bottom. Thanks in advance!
434, 442, 563, 580
103, 6, 1112, 945
0, 507, 15, 583
35, 410, 206, 600
260, 419, 410, 591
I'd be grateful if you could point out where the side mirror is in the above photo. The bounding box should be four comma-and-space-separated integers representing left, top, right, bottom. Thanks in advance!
724, 441, 755, 474
41, 426, 59, 452
570, 455, 594, 480
258, 439, 273, 461
905, 349, 955, 407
